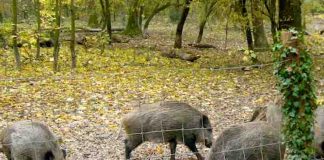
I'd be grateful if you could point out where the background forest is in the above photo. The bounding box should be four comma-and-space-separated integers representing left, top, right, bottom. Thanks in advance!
0, 0, 324, 159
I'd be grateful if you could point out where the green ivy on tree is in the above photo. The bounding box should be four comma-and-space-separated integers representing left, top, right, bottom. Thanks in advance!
273, 28, 318, 159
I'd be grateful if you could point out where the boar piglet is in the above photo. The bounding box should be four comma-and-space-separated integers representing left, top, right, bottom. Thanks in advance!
122, 101, 213, 160
0, 120, 66, 160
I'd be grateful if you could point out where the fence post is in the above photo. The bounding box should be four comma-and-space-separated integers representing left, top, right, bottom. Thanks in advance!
273, 29, 317, 159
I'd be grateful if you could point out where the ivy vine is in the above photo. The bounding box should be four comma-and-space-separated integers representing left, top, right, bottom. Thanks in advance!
273, 28, 318, 160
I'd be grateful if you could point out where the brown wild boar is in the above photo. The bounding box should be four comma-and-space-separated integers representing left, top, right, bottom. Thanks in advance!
207, 122, 284, 160
0, 120, 66, 160
250, 104, 324, 158
122, 101, 213, 160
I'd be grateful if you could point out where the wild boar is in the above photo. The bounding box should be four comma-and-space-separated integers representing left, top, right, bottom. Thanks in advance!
207, 122, 284, 160
122, 101, 213, 160
0, 120, 66, 160
250, 104, 324, 158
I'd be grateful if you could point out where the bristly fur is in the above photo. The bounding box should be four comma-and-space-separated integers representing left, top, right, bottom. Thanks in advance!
207, 121, 284, 160
0, 121, 66, 160
122, 101, 213, 160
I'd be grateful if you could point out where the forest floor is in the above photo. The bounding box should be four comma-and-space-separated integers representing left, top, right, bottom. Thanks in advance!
0, 16, 324, 159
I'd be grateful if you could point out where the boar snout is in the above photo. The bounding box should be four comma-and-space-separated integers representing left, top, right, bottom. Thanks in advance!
205, 139, 212, 148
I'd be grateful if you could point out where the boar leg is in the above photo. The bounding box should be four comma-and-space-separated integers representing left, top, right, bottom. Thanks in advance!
169, 139, 177, 160
184, 139, 204, 160
124, 138, 142, 160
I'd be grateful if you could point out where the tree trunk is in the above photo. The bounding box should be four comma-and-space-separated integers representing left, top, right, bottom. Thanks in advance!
279, 0, 302, 31
138, 5, 144, 29
253, 19, 269, 50
0, 10, 3, 23
196, 1, 217, 44
196, 19, 206, 44
70, 0, 76, 69
278, 1, 316, 159
224, 10, 231, 50
35, 0, 41, 59
241, 0, 253, 50
99, 0, 106, 29
124, 0, 141, 36
270, 20, 277, 43
252, 0, 269, 50
12, 0, 21, 70
53, 0, 61, 72
105, 0, 112, 44
87, 0, 99, 28
174, 0, 192, 49
143, 3, 171, 36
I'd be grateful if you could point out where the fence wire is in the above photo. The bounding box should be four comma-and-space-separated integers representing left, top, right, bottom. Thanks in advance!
0, 57, 323, 160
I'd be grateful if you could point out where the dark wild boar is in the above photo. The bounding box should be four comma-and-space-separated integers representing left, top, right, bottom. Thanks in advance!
207, 122, 284, 160
122, 101, 213, 160
0, 120, 66, 160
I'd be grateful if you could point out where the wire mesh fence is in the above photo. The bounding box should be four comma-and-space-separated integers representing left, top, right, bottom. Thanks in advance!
0, 59, 323, 160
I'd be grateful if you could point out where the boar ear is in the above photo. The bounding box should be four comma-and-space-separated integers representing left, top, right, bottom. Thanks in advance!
201, 115, 211, 128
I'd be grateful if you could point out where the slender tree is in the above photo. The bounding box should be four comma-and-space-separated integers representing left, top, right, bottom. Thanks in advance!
263, 0, 278, 43
143, 2, 171, 36
53, 0, 62, 72
251, 0, 269, 50
124, 0, 142, 36
196, 0, 217, 44
88, 0, 99, 27
70, 0, 76, 69
240, 0, 253, 50
279, 0, 302, 31
99, 0, 106, 28
35, 0, 41, 59
105, 0, 112, 43
174, 0, 192, 48
12, 0, 21, 70
138, 4, 144, 28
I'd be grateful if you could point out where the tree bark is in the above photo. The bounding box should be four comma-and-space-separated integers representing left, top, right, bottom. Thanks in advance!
124, 0, 141, 36
278, 1, 315, 159
143, 3, 171, 36
35, 0, 41, 59
87, 0, 99, 28
70, 0, 76, 69
0, 10, 3, 23
174, 0, 192, 49
138, 5, 144, 29
263, 0, 278, 43
196, 1, 217, 44
278, 0, 302, 31
196, 20, 207, 44
12, 0, 21, 70
105, 0, 112, 44
241, 0, 253, 50
252, 0, 269, 50
99, 0, 106, 29
53, 0, 61, 72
